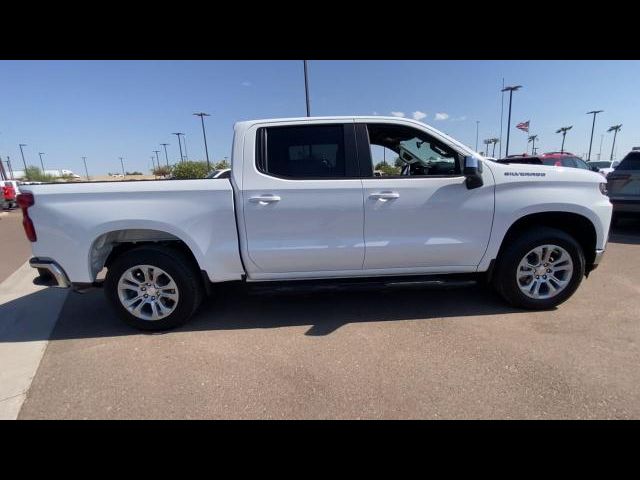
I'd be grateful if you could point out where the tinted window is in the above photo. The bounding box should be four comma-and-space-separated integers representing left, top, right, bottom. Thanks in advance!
259, 125, 346, 178
366, 124, 461, 177
617, 152, 640, 170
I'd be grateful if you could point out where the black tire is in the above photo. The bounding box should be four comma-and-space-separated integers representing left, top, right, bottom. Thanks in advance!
105, 244, 204, 331
493, 226, 585, 310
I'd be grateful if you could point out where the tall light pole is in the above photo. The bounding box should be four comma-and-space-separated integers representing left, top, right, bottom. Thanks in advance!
303, 60, 311, 117
194, 112, 211, 171
19, 144, 28, 172
153, 150, 161, 171
119, 157, 125, 176
598, 134, 604, 160
38, 152, 46, 172
528, 135, 538, 155
475, 120, 480, 151
556, 126, 573, 153
501, 85, 522, 157
172, 133, 184, 163
608, 124, 622, 161
82, 156, 89, 181
586, 110, 603, 161
182, 134, 189, 161
6, 157, 14, 179
160, 143, 170, 167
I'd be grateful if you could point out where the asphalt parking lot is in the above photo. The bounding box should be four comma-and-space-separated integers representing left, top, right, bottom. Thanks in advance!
2, 212, 640, 419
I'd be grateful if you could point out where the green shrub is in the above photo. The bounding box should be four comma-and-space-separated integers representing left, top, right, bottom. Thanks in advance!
24, 166, 55, 182
214, 160, 230, 170
151, 165, 172, 177
170, 161, 211, 179
374, 162, 401, 176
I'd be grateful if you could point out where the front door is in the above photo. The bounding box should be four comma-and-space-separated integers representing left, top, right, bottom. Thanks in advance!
358, 122, 494, 271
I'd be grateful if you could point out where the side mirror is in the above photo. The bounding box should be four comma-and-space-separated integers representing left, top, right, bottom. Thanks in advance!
464, 156, 483, 189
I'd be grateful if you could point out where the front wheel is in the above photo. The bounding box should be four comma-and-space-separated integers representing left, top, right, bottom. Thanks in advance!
493, 227, 585, 310
105, 245, 204, 331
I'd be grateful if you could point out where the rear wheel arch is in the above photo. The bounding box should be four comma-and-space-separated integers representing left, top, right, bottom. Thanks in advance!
88, 229, 205, 282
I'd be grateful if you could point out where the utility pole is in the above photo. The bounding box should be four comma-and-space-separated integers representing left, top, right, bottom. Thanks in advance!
193, 112, 212, 171
119, 157, 125, 176
172, 133, 184, 163
501, 85, 522, 157
7, 157, 14, 179
182, 135, 189, 161
475, 121, 480, 151
38, 152, 46, 172
82, 157, 89, 181
160, 143, 170, 167
586, 110, 603, 161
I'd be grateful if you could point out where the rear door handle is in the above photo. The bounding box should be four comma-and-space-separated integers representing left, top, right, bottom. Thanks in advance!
369, 191, 400, 200
249, 195, 281, 204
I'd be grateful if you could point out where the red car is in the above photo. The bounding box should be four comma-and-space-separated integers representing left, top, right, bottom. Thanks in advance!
3, 182, 17, 209
539, 152, 591, 170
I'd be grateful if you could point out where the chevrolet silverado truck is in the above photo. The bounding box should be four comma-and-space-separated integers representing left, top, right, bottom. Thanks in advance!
18, 116, 612, 330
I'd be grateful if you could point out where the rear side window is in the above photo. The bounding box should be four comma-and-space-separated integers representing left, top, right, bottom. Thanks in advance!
257, 124, 353, 179
617, 152, 640, 170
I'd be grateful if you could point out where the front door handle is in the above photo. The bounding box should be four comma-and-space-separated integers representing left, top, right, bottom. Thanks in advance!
249, 195, 281, 205
369, 191, 400, 200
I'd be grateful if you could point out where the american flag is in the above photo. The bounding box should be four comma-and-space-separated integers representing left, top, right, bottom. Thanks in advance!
516, 120, 530, 132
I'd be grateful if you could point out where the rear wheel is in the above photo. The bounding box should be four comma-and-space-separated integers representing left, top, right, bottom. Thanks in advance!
105, 245, 204, 331
493, 227, 585, 310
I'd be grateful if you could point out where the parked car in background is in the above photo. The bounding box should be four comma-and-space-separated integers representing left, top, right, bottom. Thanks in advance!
206, 168, 231, 179
588, 160, 620, 177
2, 182, 17, 209
497, 153, 591, 171
607, 150, 640, 224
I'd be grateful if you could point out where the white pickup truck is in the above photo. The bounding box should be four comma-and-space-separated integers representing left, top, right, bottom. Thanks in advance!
18, 116, 612, 330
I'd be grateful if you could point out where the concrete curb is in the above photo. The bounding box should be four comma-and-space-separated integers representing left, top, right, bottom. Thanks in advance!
0, 262, 69, 419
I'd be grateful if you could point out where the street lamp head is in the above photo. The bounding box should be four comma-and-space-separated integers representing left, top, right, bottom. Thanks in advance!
556, 126, 573, 134
587, 110, 603, 115
19, 143, 27, 147
193, 112, 211, 117
501, 85, 522, 92
607, 124, 622, 132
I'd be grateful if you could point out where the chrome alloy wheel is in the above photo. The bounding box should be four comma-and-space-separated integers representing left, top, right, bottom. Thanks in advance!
117, 265, 179, 321
516, 244, 574, 300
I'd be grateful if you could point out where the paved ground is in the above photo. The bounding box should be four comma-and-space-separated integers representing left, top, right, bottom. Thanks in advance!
8, 218, 640, 419
0, 209, 33, 282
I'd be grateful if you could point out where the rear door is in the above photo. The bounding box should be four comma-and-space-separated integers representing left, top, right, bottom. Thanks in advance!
357, 122, 494, 271
240, 121, 365, 275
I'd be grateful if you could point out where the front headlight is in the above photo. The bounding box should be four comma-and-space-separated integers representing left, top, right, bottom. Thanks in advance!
599, 182, 608, 196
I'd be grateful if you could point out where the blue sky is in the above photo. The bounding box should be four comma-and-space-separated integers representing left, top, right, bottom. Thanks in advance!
1, 60, 638, 175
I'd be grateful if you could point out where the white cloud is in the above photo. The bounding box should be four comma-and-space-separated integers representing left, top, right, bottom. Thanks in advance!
451, 115, 467, 122
435, 112, 449, 121
412, 111, 427, 121
390, 111, 405, 118
241, 81, 252, 87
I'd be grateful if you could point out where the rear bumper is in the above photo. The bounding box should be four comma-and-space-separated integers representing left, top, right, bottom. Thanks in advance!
29, 257, 71, 288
